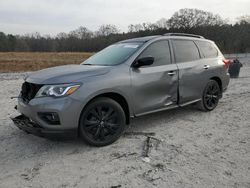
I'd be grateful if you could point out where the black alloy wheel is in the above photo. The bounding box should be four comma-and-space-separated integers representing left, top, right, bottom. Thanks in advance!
79, 97, 126, 146
197, 80, 221, 111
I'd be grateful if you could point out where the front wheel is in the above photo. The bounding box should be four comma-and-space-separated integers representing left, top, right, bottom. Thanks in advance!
79, 97, 126, 146
197, 80, 221, 111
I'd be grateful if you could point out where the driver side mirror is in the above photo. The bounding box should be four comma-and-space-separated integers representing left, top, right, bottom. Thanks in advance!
133, 56, 154, 68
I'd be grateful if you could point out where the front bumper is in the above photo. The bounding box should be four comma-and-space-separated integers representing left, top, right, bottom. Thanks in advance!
17, 96, 83, 130
11, 115, 77, 138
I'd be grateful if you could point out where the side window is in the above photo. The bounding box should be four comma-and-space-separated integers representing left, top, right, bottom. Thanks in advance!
172, 40, 200, 63
195, 41, 218, 58
139, 40, 171, 66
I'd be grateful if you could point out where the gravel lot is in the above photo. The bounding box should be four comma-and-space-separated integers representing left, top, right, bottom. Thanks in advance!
0, 64, 250, 188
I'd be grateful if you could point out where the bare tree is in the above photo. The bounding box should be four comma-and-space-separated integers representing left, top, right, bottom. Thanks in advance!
0, 8, 249, 53
128, 24, 134, 32
56, 32, 68, 39
69, 26, 93, 39
237, 15, 250, 24
24, 32, 41, 39
96, 24, 119, 36
156, 18, 168, 29
167, 8, 226, 29
141, 22, 159, 31
128, 24, 143, 32
14, 38, 30, 51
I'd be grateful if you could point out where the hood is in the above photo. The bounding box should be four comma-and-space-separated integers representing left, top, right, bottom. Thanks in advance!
25, 64, 110, 84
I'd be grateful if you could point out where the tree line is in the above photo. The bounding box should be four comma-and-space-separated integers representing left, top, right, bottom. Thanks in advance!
0, 8, 250, 53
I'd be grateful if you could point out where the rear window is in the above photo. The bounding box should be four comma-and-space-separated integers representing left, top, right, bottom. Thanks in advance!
195, 41, 218, 58
172, 40, 200, 63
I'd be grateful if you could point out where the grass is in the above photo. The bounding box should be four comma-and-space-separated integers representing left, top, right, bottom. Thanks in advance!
0, 52, 94, 73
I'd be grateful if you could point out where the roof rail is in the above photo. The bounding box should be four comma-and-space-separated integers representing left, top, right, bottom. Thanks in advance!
164, 33, 205, 39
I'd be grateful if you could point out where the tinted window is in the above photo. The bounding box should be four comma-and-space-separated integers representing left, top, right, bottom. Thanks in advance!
196, 41, 218, 58
173, 40, 200, 63
139, 40, 171, 66
82, 42, 143, 66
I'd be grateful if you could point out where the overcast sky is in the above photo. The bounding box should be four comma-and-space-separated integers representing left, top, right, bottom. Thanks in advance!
0, 0, 249, 36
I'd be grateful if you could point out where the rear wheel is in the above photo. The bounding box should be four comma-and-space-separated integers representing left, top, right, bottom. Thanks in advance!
79, 97, 126, 146
197, 80, 221, 111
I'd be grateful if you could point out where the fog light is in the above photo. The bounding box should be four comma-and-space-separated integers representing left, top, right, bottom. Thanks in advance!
37, 112, 60, 125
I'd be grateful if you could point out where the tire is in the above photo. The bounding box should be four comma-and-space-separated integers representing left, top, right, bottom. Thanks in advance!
197, 80, 221, 111
79, 97, 126, 146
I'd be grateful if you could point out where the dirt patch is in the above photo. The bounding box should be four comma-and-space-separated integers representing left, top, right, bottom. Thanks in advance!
0, 52, 93, 72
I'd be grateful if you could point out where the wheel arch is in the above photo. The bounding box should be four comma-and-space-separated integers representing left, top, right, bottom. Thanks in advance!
210, 76, 222, 93
79, 92, 131, 128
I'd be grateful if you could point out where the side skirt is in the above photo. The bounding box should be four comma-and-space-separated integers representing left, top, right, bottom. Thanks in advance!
132, 98, 201, 118
178, 99, 201, 107
134, 104, 179, 117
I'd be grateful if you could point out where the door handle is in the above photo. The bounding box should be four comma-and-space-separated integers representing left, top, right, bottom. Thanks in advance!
168, 71, 176, 76
204, 65, 210, 69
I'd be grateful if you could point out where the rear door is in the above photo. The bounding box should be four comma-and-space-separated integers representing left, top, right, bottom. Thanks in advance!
171, 39, 207, 104
195, 40, 222, 74
130, 40, 178, 115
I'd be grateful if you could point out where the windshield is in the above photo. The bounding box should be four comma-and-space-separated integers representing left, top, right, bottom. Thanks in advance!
81, 42, 143, 66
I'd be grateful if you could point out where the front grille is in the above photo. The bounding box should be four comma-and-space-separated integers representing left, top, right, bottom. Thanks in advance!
21, 82, 43, 103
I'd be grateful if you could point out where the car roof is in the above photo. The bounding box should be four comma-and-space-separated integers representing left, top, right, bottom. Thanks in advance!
120, 35, 161, 43
119, 33, 210, 44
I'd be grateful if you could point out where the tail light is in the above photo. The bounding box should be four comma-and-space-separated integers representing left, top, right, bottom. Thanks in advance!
223, 59, 231, 68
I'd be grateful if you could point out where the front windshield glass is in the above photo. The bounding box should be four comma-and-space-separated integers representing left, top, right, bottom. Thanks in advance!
81, 42, 143, 66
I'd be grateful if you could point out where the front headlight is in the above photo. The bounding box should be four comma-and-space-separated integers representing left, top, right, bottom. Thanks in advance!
35, 84, 81, 98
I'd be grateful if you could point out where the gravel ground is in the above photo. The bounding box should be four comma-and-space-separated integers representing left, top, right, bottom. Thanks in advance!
0, 66, 250, 188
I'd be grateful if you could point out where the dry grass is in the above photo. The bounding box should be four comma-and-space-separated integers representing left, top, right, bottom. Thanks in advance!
0, 52, 94, 73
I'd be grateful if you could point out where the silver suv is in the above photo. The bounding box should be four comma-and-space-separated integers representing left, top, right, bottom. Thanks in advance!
12, 33, 230, 146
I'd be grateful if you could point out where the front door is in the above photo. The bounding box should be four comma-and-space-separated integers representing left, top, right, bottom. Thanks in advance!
130, 40, 178, 116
